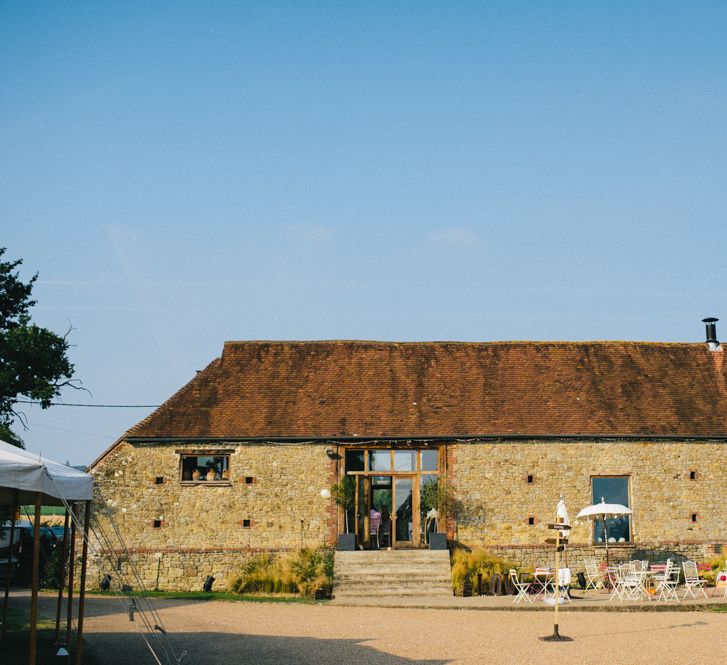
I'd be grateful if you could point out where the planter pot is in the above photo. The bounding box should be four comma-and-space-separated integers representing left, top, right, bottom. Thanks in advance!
429, 533, 448, 550
337, 534, 356, 551
191, 469, 201, 481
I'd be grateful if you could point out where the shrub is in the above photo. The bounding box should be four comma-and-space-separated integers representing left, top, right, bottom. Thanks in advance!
702, 555, 727, 586
229, 548, 334, 598
450, 547, 518, 593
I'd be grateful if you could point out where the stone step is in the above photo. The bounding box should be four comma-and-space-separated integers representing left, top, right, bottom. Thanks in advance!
336, 579, 451, 590
335, 571, 451, 581
334, 587, 453, 598
333, 549, 452, 599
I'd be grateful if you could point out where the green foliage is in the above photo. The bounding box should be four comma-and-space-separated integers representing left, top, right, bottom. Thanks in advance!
330, 476, 355, 510
420, 476, 440, 512
702, 555, 727, 585
229, 548, 335, 598
0, 422, 23, 448
0, 248, 77, 445
450, 547, 518, 592
330, 475, 356, 533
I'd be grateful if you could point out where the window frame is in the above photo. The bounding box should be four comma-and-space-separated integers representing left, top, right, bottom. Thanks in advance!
590, 474, 632, 545
177, 449, 232, 485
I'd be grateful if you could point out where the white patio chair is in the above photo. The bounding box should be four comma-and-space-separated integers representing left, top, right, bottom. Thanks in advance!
621, 568, 649, 601
656, 564, 680, 602
681, 561, 708, 600
584, 561, 603, 590
532, 567, 551, 599
509, 569, 532, 604
609, 565, 629, 601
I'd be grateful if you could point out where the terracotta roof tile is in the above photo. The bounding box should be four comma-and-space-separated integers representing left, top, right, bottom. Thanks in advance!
125, 340, 727, 439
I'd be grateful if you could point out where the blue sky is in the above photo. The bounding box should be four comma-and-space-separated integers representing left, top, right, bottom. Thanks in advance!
2, 2, 726, 464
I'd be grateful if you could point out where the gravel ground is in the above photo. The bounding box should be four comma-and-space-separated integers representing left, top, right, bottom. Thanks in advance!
79, 598, 727, 665
11, 592, 727, 665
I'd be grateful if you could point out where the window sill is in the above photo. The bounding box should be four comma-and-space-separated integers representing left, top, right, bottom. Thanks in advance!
593, 542, 634, 548
180, 481, 232, 487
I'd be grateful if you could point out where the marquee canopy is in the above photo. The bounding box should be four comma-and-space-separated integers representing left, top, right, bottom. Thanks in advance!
0, 439, 93, 506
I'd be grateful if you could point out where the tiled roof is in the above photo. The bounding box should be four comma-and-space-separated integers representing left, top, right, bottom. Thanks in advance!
124, 340, 727, 439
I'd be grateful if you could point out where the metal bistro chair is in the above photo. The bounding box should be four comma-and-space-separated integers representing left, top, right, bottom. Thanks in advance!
681, 561, 708, 600
656, 563, 681, 602
584, 560, 604, 590
509, 569, 533, 604
531, 567, 552, 599
369, 512, 382, 549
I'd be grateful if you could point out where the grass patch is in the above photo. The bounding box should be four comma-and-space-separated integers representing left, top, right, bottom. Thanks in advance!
87, 589, 326, 603
2, 609, 105, 665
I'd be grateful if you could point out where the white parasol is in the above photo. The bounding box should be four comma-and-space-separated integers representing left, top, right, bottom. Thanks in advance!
576, 497, 632, 565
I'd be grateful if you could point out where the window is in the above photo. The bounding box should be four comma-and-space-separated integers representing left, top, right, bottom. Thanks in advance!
180, 454, 230, 482
527, 474, 534, 484
689, 471, 697, 480
152, 520, 162, 529
528, 516, 535, 526
591, 476, 631, 544
369, 450, 392, 472
345, 449, 365, 472
691, 513, 698, 523
242, 519, 251, 528
245, 476, 254, 484
393, 450, 416, 471
155, 476, 164, 485
420, 450, 438, 472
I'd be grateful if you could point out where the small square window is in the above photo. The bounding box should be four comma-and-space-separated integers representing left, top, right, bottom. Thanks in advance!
155, 476, 164, 485
153, 520, 162, 529
242, 519, 251, 528
245, 476, 254, 484
527, 474, 534, 484
691, 513, 698, 523
689, 471, 697, 480
528, 516, 535, 526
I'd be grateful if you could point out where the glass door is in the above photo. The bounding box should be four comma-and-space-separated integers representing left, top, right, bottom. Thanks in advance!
393, 477, 414, 547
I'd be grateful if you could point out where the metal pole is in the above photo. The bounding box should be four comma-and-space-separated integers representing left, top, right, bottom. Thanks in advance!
66, 503, 76, 650
54, 509, 70, 642
29, 492, 43, 665
553, 522, 560, 638
74, 501, 91, 665
1, 489, 18, 643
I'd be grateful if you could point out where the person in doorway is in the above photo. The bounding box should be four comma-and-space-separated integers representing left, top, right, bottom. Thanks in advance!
380, 505, 391, 548
370, 506, 382, 549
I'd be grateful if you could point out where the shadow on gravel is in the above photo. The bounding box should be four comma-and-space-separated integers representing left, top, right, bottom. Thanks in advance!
577, 619, 709, 639
84, 631, 452, 665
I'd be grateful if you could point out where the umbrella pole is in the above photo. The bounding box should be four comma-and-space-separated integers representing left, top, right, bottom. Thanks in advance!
604, 515, 609, 567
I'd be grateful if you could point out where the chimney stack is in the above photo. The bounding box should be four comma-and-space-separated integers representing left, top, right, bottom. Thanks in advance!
702, 317, 720, 351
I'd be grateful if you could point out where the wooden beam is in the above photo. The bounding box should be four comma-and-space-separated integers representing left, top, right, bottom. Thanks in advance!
1, 489, 18, 643
54, 509, 71, 642
66, 504, 76, 650
29, 492, 42, 665
74, 501, 92, 665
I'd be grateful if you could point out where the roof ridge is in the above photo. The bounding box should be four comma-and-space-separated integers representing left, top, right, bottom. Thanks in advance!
221, 339, 705, 347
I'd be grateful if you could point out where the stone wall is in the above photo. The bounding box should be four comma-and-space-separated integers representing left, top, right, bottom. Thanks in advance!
87, 437, 727, 591
452, 439, 727, 567
88, 440, 335, 591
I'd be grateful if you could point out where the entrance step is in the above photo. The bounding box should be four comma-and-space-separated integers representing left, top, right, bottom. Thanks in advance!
333, 550, 452, 598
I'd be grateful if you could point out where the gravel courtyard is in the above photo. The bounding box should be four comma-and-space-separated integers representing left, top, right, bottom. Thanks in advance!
51, 596, 725, 665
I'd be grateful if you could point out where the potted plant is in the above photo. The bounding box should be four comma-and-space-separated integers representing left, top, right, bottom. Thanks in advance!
331, 476, 356, 551
421, 476, 450, 550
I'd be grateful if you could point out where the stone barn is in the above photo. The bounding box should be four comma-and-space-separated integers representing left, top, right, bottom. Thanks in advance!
89, 333, 727, 590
